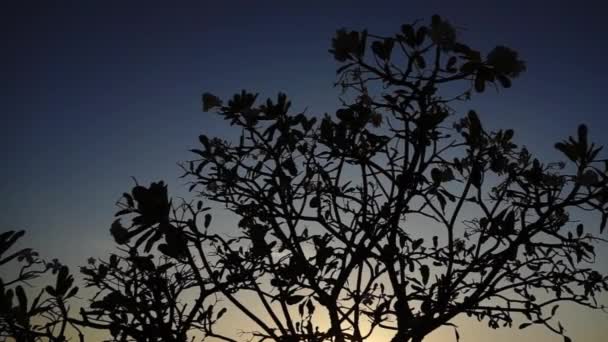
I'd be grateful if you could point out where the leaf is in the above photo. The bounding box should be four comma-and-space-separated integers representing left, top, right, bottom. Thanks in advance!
371, 39, 394, 60
298, 301, 305, 316
474, 74, 485, 92
45, 286, 56, 297
412, 239, 424, 251
199, 134, 210, 150
330, 29, 365, 61
415, 54, 426, 69
555, 142, 577, 162
460, 61, 478, 74
437, 193, 447, 212
158, 243, 182, 260
431, 168, 442, 184
446, 56, 457, 71
578, 124, 588, 150
420, 265, 430, 285
285, 295, 305, 305
306, 299, 315, 315
55, 266, 71, 296
1, 231, 25, 258
578, 170, 598, 186
309, 196, 320, 208
282, 158, 298, 176
399, 234, 406, 249
204, 214, 212, 228
133, 228, 155, 250
66, 286, 79, 298
202, 93, 222, 112
503, 211, 516, 234
401, 24, 415, 43
16, 285, 27, 311
576, 224, 583, 237
144, 229, 164, 253
519, 323, 532, 329
497, 74, 511, 88
467, 110, 482, 140
441, 168, 455, 182
216, 307, 227, 320
415, 26, 427, 45
470, 164, 482, 188
110, 220, 130, 245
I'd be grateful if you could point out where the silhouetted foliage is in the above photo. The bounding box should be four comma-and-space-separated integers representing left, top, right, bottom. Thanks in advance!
3, 14, 608, 342
78, 182, 224, 341
0, 231, 80, 341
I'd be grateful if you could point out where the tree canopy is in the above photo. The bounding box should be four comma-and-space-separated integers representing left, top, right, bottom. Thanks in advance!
2, 14, 608, 342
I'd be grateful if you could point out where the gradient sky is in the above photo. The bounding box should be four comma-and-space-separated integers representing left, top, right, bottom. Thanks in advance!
2, 1, 608, 341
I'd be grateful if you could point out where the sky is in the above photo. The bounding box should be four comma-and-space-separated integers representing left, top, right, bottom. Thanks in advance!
2, 0, 608, 341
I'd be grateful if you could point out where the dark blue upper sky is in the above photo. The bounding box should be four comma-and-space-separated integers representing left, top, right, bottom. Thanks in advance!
2, 0, 608, 284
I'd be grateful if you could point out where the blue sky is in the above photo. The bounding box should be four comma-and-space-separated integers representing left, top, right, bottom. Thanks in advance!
2, 1, 608, 340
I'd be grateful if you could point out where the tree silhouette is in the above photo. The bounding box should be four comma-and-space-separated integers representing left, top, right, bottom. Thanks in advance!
0, 231, 80, 341
3, 14, 608, 342
78, 184, 224, 342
